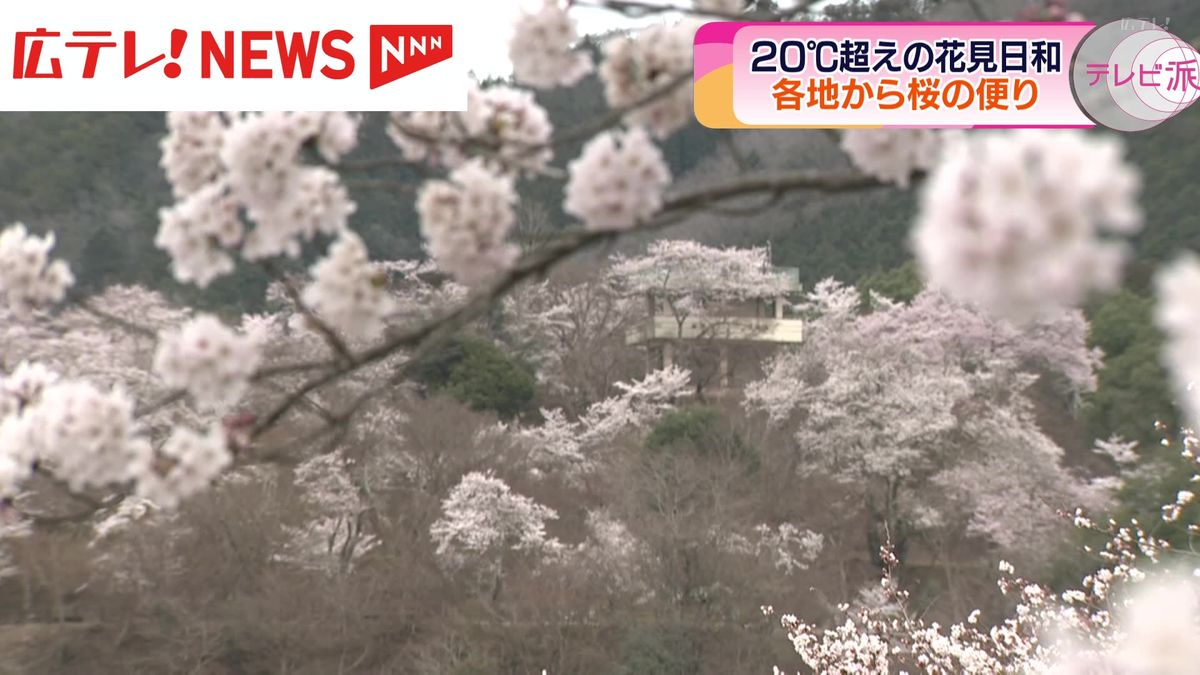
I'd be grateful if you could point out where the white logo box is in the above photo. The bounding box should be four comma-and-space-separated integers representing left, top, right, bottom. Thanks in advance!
0, 0, 474, 111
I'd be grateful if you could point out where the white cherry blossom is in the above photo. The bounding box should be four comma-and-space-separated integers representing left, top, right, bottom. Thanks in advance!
913, 130, 1141, 322
600, 21, 697, 138
0, 223, 74, 313
302, 231, 394, 340
564, 127, 671, 231
153, 314, 262, 412
417, 159, 518, 285
510, 0, 593, 89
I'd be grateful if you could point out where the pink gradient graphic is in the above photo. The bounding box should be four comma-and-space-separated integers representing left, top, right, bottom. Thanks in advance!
695, 42, 732, 80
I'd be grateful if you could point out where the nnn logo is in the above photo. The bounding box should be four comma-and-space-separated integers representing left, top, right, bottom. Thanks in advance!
369, 25, 452, 89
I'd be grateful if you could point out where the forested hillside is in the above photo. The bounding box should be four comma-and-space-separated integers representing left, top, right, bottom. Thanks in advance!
0, 0, 1193, 555
0, 0, 1199, 671
1, 0, 1195, 299
0, 0, 1193, 534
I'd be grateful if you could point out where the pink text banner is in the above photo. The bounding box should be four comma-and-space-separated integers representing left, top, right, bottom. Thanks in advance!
694, 22, 1095, 129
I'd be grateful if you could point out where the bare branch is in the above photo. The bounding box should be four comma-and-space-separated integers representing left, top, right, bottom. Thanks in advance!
73, 296, 159, 340
260, 261, 356, 366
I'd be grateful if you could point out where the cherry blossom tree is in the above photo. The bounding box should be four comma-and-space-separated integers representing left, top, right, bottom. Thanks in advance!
608, 240, 795, 316
430, 471, 561, 581
509, 365, 691, 478
771, 428, 1200, 674
276, 450, 380, 575
501, 276, 642, 411
746, 283, 1108, 565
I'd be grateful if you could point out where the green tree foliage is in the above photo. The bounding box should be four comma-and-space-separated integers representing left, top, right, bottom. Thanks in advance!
1085, 289, 1177, 447
613, 623, 702, 675
412, 335, 536, 419
1116, 446, 1200, 547
1086, 290, 1189, 549
768, 188, 920, 290
645, 406, 758, 467
858, 260, 924, 305
77, 227, 128, 291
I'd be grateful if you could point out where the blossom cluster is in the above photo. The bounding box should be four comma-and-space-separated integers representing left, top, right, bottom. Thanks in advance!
153, 314, 262, 412
839, 129, 946, 188
599, 21, 698, 138
0, 361, 59, 420
0, 355, 235, 508
1155, 255, 1200, 425
158, 111, 225, 198
913, 130, 1142, 322
156, 112, 360, 287
417, 160, 519, 286
509, 0, 593, 90
0, 223, 74, 314
388, 84, 553, 175
564, 127, 671, 231
430, 471, 560, 570
0, 379, 149, 494
302, 231, 395, 341
136, 425, 232, 509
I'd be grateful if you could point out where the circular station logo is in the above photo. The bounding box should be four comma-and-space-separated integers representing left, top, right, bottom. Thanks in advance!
1073, 19, 1200, 131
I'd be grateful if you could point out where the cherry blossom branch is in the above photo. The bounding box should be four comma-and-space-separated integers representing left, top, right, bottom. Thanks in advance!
74, 296, 158, 340
260, 261, 355, 365
253, 359, 339, 379
132, 358, 338, 421
259, 378, 340, 425
707, 191, 786, 217
248, 169, 886, 441
9, 466, 126, 527
133, 389, 186, 418
10, 492, 127, 527
339, 155, 435, 177
543, 71, 692, 151
363, 71, 693, 174
667, 170, 884, 209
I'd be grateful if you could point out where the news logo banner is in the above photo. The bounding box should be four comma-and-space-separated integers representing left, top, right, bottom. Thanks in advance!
695, 22, 1094, 128
0, 1, 468, 111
